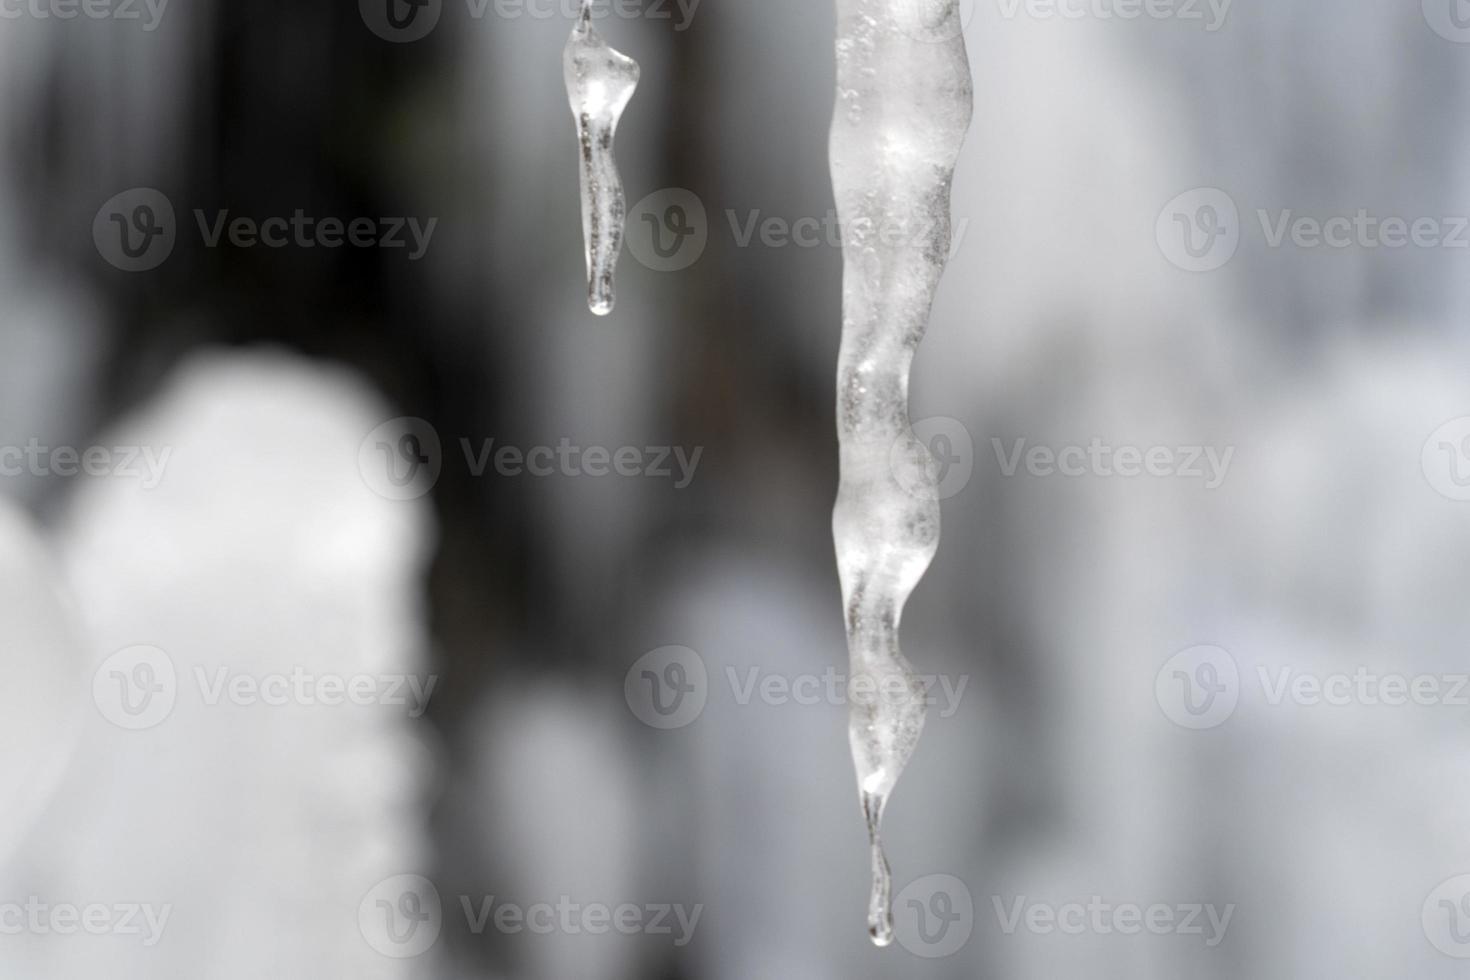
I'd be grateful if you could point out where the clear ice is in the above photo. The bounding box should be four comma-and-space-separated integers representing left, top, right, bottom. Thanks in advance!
563, 0, 640, 316
829, 0, 973, 948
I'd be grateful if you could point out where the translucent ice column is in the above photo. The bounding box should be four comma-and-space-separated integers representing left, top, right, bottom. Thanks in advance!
829, 0, 973, 947
563, 0, 640, 316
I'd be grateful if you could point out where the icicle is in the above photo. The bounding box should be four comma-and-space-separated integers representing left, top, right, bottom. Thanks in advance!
829, 0, 973, 948
563, 0, 640, 316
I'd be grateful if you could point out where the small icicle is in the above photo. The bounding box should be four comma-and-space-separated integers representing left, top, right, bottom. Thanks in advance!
828, 0, 973, 947
563, 0, 640, 316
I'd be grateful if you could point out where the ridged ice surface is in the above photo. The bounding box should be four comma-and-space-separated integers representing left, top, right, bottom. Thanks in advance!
829, 0, 973, 947
563, 0, 639, 316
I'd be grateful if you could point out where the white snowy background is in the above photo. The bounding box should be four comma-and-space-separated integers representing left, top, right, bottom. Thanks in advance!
3, 1, 1470, 978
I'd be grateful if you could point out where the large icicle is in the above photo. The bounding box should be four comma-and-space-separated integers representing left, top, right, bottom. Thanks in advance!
829, 0, 973, 948
563, 0, 640, 316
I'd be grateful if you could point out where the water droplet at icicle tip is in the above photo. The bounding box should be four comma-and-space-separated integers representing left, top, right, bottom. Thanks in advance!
829, 0, 974, 947
563, 0, 640, 316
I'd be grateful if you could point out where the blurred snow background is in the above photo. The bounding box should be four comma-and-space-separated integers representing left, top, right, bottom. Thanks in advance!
2, 1, 1470, 978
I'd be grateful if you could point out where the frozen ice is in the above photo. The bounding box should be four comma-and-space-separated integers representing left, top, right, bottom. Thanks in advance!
564, 0, 640, 316
828, 0, 973, 947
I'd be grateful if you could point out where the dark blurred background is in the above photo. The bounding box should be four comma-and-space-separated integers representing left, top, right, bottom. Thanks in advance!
4, 1, 1470, 977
